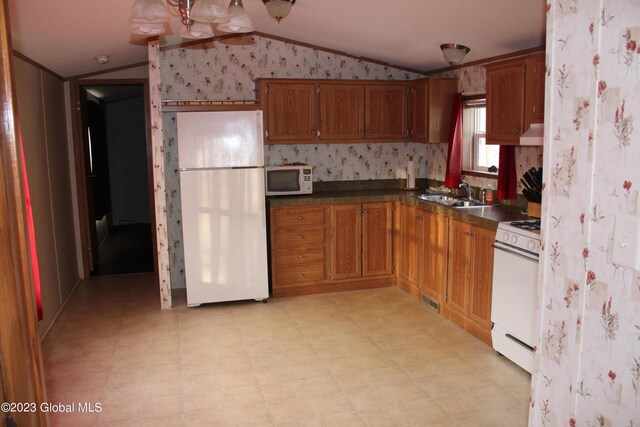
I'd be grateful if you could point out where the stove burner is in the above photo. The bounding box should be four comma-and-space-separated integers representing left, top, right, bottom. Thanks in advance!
510, 220, 541, 231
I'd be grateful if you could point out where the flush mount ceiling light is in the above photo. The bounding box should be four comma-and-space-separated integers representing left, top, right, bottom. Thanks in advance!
440, 43, 471, 66
262, 0, 295, 23
130, 0, 295, 39
95, 55, 111, 64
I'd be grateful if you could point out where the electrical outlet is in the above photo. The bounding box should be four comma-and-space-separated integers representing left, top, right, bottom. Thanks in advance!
611, 214, 640, 270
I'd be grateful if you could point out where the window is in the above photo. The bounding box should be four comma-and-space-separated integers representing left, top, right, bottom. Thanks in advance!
462, 97, 499, 174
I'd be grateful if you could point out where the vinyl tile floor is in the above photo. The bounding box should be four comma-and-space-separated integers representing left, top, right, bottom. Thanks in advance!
41, 274, 531, 426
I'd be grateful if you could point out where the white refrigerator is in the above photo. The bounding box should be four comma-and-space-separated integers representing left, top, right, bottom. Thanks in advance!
177, 111, 269, 307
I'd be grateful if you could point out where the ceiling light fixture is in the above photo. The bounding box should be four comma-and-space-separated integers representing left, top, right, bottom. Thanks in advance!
262, 0, 295, 23
440, 43, 470, 66
95, 55, 111, 65
129, 0, 295, 39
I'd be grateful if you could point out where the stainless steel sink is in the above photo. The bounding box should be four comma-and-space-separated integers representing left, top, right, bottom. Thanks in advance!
415, 194, 496, 208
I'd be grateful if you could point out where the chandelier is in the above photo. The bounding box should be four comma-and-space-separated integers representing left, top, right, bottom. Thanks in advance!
129, 0, 296, 39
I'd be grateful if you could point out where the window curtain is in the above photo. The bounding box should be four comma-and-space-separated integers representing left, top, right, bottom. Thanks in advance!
497, 145, 517, 199
444, 93, 463, 188
18, 125, 42, 321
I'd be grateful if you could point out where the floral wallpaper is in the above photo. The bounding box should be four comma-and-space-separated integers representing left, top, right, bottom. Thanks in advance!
530, 1, 640, 425
148, 40, 172, 308
160, 35, 426, 289
265, 143, 426, 181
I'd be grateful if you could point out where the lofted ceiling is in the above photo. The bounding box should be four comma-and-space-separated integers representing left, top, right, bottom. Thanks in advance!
8, 0, 546, 79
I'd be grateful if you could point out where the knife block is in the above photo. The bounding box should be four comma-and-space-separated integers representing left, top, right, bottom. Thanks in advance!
528, 202, 541, 218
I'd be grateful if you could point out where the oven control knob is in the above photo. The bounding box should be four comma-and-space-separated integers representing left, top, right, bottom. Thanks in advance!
503, 232, 510, 241
511, 234, 518, 245
527, 240, 536, 251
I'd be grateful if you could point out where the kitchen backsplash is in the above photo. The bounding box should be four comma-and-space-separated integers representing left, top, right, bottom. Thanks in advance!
265, 143, 426, 181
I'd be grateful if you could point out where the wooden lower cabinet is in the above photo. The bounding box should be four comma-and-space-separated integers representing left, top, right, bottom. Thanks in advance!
441, 219, 495, 345
269, 202, 394, 297
397, 204, 448, 305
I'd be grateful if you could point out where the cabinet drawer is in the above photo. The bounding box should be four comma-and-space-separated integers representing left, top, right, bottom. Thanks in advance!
276, 264, 325, 286
275, 227, 324, 248
275, 246, 324, 266
273, 207, 324, 228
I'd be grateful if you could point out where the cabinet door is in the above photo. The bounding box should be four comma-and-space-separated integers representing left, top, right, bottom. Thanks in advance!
329, 204, 362, 280
264, 83, 317, 142
467, 225, 495, 330
411, 82, 428, 140
525, 53, 546, 130
398, 204, 421, 286
445, 219, 472, 317
319, 84, 364, 140
427, 79, 458, 143
486, 63, 525, 144
420, 211, 448, 304
362, 202, 393, 277
365, 84, 408, 139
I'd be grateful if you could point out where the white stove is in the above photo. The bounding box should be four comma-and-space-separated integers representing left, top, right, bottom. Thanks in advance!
491, 219, 541, 373
496, 219, 541, 253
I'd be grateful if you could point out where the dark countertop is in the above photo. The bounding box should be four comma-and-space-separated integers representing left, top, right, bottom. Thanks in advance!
267, 189, 532, 229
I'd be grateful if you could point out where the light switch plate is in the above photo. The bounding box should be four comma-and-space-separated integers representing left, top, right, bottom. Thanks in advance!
611, 214, 640, 270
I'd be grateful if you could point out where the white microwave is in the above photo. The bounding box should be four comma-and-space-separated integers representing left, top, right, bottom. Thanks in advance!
265, 164, 313, 196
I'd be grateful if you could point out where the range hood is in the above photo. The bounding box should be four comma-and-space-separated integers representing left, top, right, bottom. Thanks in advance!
520, 123, 544, 146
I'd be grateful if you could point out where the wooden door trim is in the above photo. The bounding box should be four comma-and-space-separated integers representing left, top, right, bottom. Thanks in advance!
0, 0, 47, 422
70, 78, 159, 279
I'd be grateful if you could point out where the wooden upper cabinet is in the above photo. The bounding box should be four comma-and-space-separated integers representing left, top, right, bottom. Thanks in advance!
362, 202, 393, 277
485, 51, 546, 145
262, 82, 317, 142
486, 62, 526, 143
319, 84, 365, 140
525, 52, 546, 130
364, 84, 409, 139
411, 78, 458, 143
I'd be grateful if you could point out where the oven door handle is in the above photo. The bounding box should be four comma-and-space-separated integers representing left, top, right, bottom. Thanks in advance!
492, 241, 539, 262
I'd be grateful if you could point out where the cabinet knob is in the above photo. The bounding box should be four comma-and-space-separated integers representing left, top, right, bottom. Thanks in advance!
298, 255, 304, 259
297, 215, 303, 220
464, 231, 474, 237
515, 128, 520, 134
532, 106, 536, 112
362, 209, 368, 214
298, 235, 304, 240
299, 273, 304, 277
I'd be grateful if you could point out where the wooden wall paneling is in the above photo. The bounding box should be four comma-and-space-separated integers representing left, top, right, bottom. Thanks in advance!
0, 0, 47, 422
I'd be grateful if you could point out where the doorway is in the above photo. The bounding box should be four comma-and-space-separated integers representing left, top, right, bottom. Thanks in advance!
72, 80, 157, 277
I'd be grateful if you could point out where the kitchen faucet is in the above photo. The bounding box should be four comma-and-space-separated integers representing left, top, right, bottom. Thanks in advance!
459, 178, 473, 199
